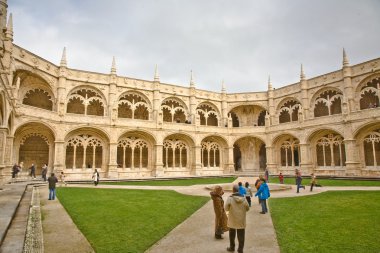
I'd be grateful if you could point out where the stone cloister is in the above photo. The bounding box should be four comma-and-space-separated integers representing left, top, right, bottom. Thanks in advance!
1, 2, 380, 184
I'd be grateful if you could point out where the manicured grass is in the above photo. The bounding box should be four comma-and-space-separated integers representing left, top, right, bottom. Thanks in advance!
102, 177, 236, 186
269, 176, 380, 186
57, 187, 209, 253
270, 191, 380, 253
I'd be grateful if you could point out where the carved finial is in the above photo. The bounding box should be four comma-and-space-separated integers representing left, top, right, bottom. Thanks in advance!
111, 56, 116, 75
60, 47, 67, 67
343, 48, 349, 67
268, 75, 273, 90
154, 64, 160, 82
300, 64, 306, 81
221, 80, 226, 93
5, 13, 13, 40
190, 70, 195, 87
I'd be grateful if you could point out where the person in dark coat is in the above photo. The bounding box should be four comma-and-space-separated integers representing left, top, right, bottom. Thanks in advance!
29, 164, 36, 179
41, 164, 48, 181
12, 163, 20, 181
48, 173, 58, 200
295, 169, 305, 193
210, 185, 228, 239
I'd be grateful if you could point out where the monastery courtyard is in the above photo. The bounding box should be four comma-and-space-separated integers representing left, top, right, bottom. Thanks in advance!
1, 177, 380, 252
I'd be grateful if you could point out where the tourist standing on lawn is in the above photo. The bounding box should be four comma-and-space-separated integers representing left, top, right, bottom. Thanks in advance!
210, 185, 228, 239
295, 169, 305, 193
92, 169, 100, 186
244, 182, 253, 207
279, 172, 284, 184
255, 178, 270, 214
48, 173, 58, 200
225, 185, 250, 253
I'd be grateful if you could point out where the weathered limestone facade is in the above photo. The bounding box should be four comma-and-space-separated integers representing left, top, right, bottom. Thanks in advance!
1, 1, 380, 184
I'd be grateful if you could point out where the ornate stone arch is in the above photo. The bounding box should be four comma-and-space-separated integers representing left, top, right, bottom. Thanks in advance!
311, 87, 343, 117
117, 91, 151, 120
200, 135, 228, 173
276, 97, 302, 124
14, 70, 56, 111
353, 121, 380, 170
64, 127, 109, 170
233, 135, 266, 172
228, 104, 267, 127
66, 86, 107, 116
161, 97, 189, 123
12, 66, 57, 95
272, 134, 301, 169
196, 102, 221, 126
356, 75, 380, 110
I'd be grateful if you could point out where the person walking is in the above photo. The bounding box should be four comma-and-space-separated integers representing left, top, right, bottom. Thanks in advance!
310, 173, 321, 191
244, 182, 253, 207
295, 169, 305, 193
11, 163, 20, 182
210, 185, 228, 239
255, 178, 270, 214
92, 169, 99, 186
48, 173, 58, 200
225, 185, 250, 253
264, 169, 269, 183
59, 171, 67, 186
238, 182, 246, 196
41, 164, 48, 181
29, 163, 36, 179
254, 175, 263, 204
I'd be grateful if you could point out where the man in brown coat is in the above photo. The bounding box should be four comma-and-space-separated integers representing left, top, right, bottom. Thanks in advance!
225, 184, 250, 253
210, 185, 228, 239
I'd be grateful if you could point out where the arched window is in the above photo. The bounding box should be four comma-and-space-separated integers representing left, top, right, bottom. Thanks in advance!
197, 104, 219, 126
161, 99, 186, 123
363, 131, 380, 167
66, 134, 103, 169
280, 138, 300, 167
314, 90, 343, 117
316, 134, 345, 167
201, 141, 220, 168
23, 88, 53, 111
279, 100, 301, 123
360, 77, 380, 110
67, 89, 105, 116
118, 93, 149, 120
163, 139, 188, 168
117, 137, 148, 169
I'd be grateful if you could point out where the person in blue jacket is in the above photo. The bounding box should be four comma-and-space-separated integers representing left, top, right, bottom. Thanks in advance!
238, 182, 246, 196
255, 178, 270, 214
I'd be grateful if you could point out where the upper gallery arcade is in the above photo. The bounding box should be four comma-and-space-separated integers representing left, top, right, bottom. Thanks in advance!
1, 1, 380, 183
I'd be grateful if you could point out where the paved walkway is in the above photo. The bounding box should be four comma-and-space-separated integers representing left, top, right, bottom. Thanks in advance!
2, 179, 380, 253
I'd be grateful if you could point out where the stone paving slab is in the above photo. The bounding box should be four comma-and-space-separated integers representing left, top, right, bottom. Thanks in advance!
39, 186, 94, 253
0, 183, 27, 245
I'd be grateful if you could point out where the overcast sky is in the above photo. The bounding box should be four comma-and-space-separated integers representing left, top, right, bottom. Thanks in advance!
10, 0, 380, 93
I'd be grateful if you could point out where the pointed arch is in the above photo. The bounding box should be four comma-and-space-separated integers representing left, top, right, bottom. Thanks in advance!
228, 104, 267, 127
196, 102, 220, 126
312, 88, 343, 117
118, 91, 151, 120
66, 86, 107, 116
276, 98, 302, 124
161, 97, 189, 123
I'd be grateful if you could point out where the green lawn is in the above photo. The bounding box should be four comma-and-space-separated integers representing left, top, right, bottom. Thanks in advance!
57, 187, 209, 253
102, 177, 236, 186
270, 191, 380, 253
269, 176, 380, 186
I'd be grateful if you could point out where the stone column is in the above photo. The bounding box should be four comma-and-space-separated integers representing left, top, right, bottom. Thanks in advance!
344, 139, 361, 175
299, 143, 312, 174
226, 146, 235, 174
154, 143, 164, 177
265, 146, 277, 174
192, 145, 202, 175
53, 141, 65, 172
0, 128, 7, 166
108, 142, 118, 178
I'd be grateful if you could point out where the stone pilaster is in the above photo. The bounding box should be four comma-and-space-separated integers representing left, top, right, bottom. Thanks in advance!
107, 142, 118, 178
299, 143, 312, 174
343, 139, 361, 175
265, 146, 277, 174
192, 145, 202, 175
226, 146, 235, 173
154, 143, 164, 176
53, 141, 65, 172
